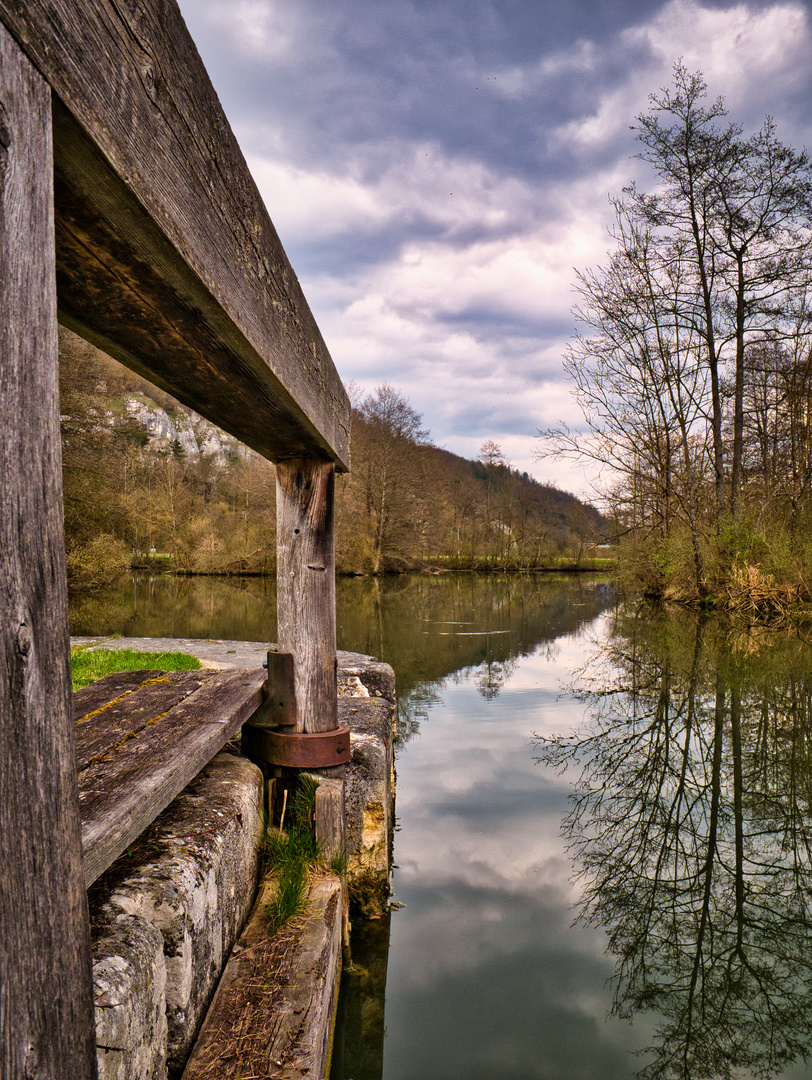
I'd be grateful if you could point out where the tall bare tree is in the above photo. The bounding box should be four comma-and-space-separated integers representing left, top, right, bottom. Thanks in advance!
632, 63, 812, 519
545, 63, 812, 591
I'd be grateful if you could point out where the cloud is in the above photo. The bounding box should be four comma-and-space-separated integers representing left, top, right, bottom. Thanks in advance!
204, 0, 297, 59
635, 0, 811, 101
178, 0, 812, 497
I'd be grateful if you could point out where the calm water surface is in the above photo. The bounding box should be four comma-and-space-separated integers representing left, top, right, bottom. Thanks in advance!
70, 574, 812, 1080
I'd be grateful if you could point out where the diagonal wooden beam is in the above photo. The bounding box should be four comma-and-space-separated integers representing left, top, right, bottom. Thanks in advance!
0, 0, 350, 468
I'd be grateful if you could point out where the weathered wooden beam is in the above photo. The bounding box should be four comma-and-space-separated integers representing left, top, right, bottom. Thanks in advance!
262, 650, 298, 728
0, 0, 350, 468
76, 667, 267, 885
313, 777, 347, 863
181, 876, 344, 1080
0, 26, 97, 1077
277, 460, 339, 734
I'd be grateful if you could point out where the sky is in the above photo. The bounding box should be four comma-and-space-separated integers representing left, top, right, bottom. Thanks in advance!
176, 0, 812, 498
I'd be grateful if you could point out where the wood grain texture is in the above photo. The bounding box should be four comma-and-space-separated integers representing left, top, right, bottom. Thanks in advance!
72, 667, 167, 717
0, 0, 349, 467
314, 778, 346, 862
277, 460, 338, 734
77, 668, 267, 885
75, 670, 212, 769
0, 26, 98, 1077
258, 649, 297, 728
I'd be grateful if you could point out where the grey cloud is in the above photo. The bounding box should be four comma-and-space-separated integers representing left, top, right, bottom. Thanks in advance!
444, 399, 552, 437
181, 0, 661, 178
177, 0, 812, 493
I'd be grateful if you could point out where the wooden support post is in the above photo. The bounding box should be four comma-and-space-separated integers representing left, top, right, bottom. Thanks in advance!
276, 459, 345, 853
0, 25, 98, 1079
276, 459, 338, 734
313, 778, 346, 863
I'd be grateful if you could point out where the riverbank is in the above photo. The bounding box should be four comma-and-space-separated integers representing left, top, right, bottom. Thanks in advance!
119, 554, 617, 580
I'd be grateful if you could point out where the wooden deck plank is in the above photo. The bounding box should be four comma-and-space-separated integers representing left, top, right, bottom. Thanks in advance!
73, 668, 168, 716
77, 668, 267, 886
75, 670, 214, 771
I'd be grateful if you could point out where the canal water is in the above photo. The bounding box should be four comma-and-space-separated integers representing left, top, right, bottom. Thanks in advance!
70, 573, 812, 1080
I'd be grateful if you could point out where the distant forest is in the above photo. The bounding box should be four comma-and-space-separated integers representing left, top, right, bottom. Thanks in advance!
59, 328, 606, 587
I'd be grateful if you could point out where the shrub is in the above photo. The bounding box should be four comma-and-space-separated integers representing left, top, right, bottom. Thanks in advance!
65, 533, 130, 590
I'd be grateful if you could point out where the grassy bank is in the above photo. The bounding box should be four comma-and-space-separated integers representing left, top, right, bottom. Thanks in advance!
70, 645, 202, 690
617, 521, 812, 622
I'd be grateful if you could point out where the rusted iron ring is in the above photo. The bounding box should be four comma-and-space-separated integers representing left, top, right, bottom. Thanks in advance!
242, 723, 351, 768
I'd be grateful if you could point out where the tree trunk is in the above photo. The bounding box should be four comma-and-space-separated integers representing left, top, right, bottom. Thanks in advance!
729, 250, 747, 516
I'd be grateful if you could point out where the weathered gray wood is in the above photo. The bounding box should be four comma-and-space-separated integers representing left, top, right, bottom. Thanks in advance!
0, 26, 97, 1078
75, 669, 212, 769
313, 778, 346, 862
78, 668, 266, 885
256, 649, 297, 728
72, 667, 167, 717
0, 0, 349, 468
277, 460, 338, 734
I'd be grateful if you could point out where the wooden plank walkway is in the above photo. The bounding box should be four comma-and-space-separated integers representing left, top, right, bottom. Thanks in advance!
74, 668, 266, 886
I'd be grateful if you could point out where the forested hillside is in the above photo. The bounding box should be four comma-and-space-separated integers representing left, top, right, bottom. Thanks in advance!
59, 329, 605, 586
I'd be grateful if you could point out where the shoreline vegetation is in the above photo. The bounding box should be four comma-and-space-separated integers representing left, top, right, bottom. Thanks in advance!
127, 551, 616, 577
62, 315, 812, 621
540, 66, 812, 623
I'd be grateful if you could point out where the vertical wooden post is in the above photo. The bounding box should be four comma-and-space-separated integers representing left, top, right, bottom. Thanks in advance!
0, 24, 98, 1079
276, 458, 338, 734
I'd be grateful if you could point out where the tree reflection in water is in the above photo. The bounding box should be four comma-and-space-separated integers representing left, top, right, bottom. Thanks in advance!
535, 608, 812, 1080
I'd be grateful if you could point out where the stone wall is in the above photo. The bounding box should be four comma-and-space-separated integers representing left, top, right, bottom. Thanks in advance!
88, 651, 395, 1078
90, 752, 264, 1080
338, 653, 396, 918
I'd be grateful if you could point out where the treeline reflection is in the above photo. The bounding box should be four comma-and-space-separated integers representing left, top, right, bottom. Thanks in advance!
335, 573, 613, 746
69, 571, 615, 749
535, 608, 812, 1080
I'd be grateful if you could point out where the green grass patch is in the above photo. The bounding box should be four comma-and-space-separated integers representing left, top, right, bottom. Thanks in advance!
265, 861, 310, 934
261, 776, 327, 935
70, 646, 201, 690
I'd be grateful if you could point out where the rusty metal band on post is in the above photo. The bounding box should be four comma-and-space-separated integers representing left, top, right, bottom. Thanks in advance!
242, 723, 351, 768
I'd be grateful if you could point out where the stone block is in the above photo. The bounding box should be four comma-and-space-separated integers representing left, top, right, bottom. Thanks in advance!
93, 915, 168, 1080
89, 751, 264, 1078
339, 664, 395, 917
338, 651, 396, 703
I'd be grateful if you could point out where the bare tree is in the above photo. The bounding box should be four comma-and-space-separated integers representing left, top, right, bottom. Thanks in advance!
540, 199, 712, 590
632, 63, 812, 518
354, 384, 432, 573
544, 63, 812, 593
